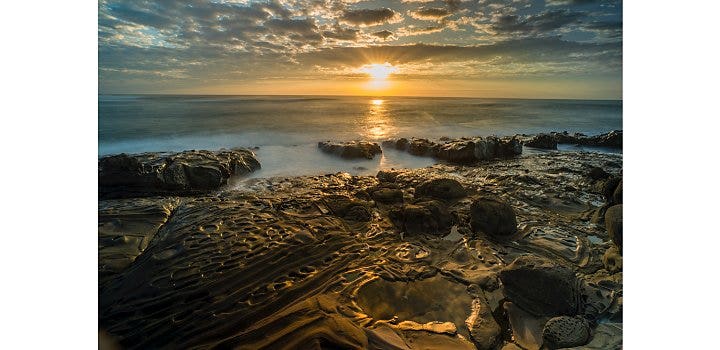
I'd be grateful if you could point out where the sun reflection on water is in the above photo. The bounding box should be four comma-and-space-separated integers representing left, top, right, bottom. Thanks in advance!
363, 99, 395, 140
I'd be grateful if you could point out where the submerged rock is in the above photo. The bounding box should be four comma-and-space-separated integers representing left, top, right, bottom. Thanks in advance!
605, 204, 623, 253
99, 149, 260, 199
389, 200, 453, 236
470, 197, 518, 238
415, 178, 467, 200
318, 140, 382, 159
524, 134, 558, 150
499, 256, 581, 317
542, 316, 590, 349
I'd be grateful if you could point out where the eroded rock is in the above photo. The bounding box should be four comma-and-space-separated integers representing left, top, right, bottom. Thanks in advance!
605, 204, 623, 253
389, 200, 453, 236
415, 178, 467, 200
524, 134, 558, 150
542, 316, 590, 349
318, 140, 382, 159
470, 197, 518, 238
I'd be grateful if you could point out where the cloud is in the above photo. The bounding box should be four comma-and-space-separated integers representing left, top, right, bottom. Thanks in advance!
410, 7, 453, 20
489, 9, 585, 34
371, 30, 395, 40
340, 8, 402, 26
322, 24, 361, 41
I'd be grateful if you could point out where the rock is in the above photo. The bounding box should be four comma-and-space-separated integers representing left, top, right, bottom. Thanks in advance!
499, 256, 581, 317
466, 298, 501, 350
524, 134, 558, 150
542, 316, 590, 349
415, 178, 467, 200
603, 246, 623, 273
377, 170, 402, 183
497, 137, 523, 157
99, 149, 260, 199
612, 179, 623, 204
323, 195, 372, 222
552, 130, 623, 149
371, 188, 404, 204
408, 138, 436, 156
473, 138, 498, 160
469, 197, 518, 237
389, 200, 453, 236
588, 167, 610, 181
605, 204, 623, 253
602, 176, 621, 203
318, 141, 382, 159
435, 140, 477, 163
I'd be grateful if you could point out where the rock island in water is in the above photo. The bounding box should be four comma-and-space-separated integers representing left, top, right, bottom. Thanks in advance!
99, 131, 623, 349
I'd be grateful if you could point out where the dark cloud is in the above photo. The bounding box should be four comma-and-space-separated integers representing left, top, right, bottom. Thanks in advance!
322, 25, 360, 41
340, 8, 400, 26
371, 30, 395, 40
490, 9, 585, 34
300, 37, 621, 67
265, 18, 322, 41
410, 7, 453, 20
584, 20, 622, 38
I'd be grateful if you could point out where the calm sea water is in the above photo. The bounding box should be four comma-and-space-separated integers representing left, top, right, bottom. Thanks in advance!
99, 95, 622, 178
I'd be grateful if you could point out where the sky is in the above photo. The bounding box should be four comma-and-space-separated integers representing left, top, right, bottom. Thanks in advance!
98, 0, 622, 99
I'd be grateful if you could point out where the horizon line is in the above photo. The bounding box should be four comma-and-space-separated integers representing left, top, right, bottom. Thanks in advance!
98, 93, 623, 102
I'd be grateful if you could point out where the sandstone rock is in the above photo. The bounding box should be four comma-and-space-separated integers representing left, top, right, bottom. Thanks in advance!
605, 204, 623, 253
612, 179, 623, 204
435, 140, 477, 163
499, 256, 580, 317
415, 178, 467, 200
603, 246, 623, 273
466, 298, 501, 350
542, 316, 590, 349
371, 188, 404, 204
524, 134, 558, 150
470, 197, 518, 237
98, 149, 260, 199
377, 170, 402, 183
323, 195, 372, 222
318, 141, 382, 159
588, 167, 610, 181
408, 138, 436, 156
389, 200, 453, 236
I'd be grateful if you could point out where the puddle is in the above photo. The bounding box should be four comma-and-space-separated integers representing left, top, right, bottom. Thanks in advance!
356, 275, 473, 336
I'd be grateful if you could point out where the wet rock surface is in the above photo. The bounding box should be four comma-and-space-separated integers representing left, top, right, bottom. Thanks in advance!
470, 197, 518, 238
542, 316, 590, 349
318, 140, 382, 159
99, 149, 260, 199
383, 136, 522, 163
524, 133, 558, 150
99, 149, 623, 349
551, 130, 623, 148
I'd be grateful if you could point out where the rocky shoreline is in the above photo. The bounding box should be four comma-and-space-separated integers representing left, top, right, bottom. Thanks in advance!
99, 131, 623, 349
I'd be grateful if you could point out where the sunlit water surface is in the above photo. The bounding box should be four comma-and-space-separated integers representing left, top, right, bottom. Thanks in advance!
99, 95, 622, 178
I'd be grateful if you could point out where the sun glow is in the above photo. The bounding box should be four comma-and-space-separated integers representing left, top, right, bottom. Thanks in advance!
359, 63, 397, 81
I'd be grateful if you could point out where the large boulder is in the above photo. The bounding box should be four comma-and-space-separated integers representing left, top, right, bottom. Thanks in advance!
587, 167, 610, 181
497, 137, 523, 157
371, 188, 404, 204
499, 256, 581, 317
318, 141, 382, 159
98, 149, 260, 199
542, 316, 590, 349
415, 178, 467, 200
389, 200, 453, 236
470, 197, 518, 237
435, 140, 477, 163
323, 195, 372, 222
605, 204, 623, 253
473, 138, 498, 160
524, 134, 558, 150
612, 178, 623, 204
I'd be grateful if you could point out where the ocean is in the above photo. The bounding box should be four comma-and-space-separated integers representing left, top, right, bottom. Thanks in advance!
99, 95, 622, 178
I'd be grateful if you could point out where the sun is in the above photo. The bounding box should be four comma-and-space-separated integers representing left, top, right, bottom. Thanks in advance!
359, 63, 397, 81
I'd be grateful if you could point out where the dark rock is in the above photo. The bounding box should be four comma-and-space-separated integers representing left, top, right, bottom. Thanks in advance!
602, 176, 621, 203
376, 170, 401, 183
588, 167, 610, 181
98, 149, 260, 199
435, 140, 477, 163
371, 188, 404, 204
524, 134, 558, 150
612, 179, 623, 204
603, 246, 623, 273
542, 316, 590, 349
408, 138, 436, 156
389, 200, 453, 236
497, 137, 523, 157
396, 138, 409, 150
469, 197, 518, 237
473, 138, 498, 160
415, 178, 467, 200
605, 204, 623, 253
499, 256, 581, 317
318, 141, 382, 159
323, 195, 371, 222
552, 130, 622, 149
